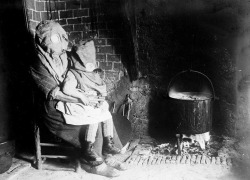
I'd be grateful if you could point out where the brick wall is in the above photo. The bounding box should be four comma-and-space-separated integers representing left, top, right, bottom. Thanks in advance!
24, 0, 126, 92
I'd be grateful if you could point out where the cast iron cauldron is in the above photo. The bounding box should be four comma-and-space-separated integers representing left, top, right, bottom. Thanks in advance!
168, 70, 215, 134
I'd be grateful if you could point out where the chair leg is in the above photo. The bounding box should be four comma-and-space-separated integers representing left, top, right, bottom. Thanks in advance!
34, 124, 42, 170
75, 159, 81, 173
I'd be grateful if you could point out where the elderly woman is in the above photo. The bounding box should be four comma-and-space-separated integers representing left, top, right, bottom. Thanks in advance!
30, 20, 123, 177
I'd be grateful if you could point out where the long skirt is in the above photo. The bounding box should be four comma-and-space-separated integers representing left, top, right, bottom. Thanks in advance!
40, 100, 123, 157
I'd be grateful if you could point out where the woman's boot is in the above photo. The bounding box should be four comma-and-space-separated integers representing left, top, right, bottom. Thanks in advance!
81, 141, 103, 166
105, 158, 128, 171
81, 162, 120, 177
102, 136, 121, 155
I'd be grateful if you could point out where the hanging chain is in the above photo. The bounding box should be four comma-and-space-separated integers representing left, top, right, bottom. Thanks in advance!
54, 0, 60, 21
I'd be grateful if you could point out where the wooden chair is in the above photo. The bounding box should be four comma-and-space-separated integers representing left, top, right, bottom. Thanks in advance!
33, 91, 132, 171
31, 88, 81, 172
34, 120, 81, 172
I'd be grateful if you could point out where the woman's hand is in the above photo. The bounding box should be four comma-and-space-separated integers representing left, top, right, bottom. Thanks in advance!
80, 95, 90, 105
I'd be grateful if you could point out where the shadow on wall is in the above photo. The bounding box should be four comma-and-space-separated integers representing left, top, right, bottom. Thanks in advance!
0, 1, 37, 153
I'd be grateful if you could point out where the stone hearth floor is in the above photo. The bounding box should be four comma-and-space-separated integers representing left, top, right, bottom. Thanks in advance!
1, 135, 250, 180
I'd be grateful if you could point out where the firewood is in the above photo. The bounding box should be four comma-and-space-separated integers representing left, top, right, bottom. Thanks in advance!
148, 156, 154, 165
165, 156, 171, 164
142, 157, 149, 166
128, 155, 137, 165
180, 155, 187, 164
191, 155, 196, 165
134, 155, 141, 165
211, 157, 216, 164
161, 156, 167, 164
137, 157, 144, 166
195, 155, 201, 164
171, 155, 177, 164
215, 157, 221, 165
186, 155, 191, 164
201, 155, 206, 164
221, 157, 227, 165
151, 156, 158, 165
125, 156, 132, 164
156, 156, 163, 165
205, 157, 211, 164
176, 155, 181, 164
226, 158, 232, 166
125, 157, 133, 164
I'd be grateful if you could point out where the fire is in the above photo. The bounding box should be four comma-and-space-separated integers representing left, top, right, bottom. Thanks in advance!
181, 132, 210, 150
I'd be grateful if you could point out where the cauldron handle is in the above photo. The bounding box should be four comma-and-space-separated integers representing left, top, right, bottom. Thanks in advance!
167, 69, 216, 100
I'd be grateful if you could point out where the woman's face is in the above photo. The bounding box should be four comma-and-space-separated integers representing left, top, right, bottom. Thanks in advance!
41, 23, 69, 55
50, 26, 69, 55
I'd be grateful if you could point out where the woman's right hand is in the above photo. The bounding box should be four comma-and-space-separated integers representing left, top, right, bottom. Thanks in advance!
80, 95, 90, 105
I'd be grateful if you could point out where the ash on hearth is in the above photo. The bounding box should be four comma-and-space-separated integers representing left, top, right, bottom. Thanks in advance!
124, 135, 236, 166
150, 135, 237, 159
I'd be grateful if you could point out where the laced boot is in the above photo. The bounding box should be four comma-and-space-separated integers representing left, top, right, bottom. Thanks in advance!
102, 136, 121, 156
81, 142, 103, 166
81, 162, 120, 178
105, 158, 128, 171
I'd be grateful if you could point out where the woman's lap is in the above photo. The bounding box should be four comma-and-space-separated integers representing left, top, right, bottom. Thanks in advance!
42, 99, 123, 157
